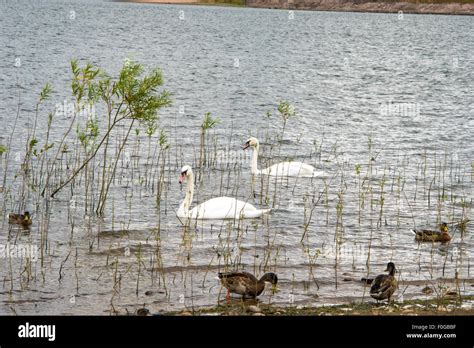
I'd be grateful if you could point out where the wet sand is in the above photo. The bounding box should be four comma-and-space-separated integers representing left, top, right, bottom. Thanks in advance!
163, 295, 474, 316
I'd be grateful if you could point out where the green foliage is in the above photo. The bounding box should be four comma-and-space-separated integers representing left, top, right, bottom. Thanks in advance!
146, 122, 158, 138
198, 112, 219, 168
277, 100, 295, 123
49, 60, 172, 199
41, 143, 54, 153
76, 125, 88, 149
70, 59, 171, 129
29, 138, 38, 151
0, 144, 7, 156
202, 112, 220, 130
355, 164, 361, 175
86, 117, 99, 138
71, 60, 101, 104
159, 129, 168, 149
39, 83, 53, 103
76, 116, 99, 150
115, 62, 171, 125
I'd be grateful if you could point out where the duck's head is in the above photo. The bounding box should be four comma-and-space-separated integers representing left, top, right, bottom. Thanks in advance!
178, 165, 192, 184
261, 272, 278, 285
243, 137, 259, 150
136, 308, 150, 316
440, 222, 449, 234
24, 211, 31, 220
385, 262, 396, 275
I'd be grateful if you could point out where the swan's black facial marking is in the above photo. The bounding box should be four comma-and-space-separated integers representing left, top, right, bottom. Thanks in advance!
179, 168, 189, 184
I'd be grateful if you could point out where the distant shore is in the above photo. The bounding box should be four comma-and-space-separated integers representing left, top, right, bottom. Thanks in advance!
129, 0, 474, 15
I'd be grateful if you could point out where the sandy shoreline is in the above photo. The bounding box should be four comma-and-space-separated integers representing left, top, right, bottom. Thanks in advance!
129, 0, 474, 15
152, 295, 474, 316
132, 0, 200, 2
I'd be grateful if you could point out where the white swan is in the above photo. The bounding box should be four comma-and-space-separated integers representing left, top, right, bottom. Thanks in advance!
176, 165, 271, 220
243, 137, 324, 177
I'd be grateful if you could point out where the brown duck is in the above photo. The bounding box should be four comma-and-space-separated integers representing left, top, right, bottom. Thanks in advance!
8, 211, 32, 227
218, 271, 278, 301
412, 222, 451, 242
370, 262, 397, 303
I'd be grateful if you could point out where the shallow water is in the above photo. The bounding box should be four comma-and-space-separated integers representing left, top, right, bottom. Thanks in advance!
0, 1, 473, 315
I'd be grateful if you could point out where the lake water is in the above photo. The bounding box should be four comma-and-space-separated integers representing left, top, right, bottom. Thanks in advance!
0, 1, 473, 314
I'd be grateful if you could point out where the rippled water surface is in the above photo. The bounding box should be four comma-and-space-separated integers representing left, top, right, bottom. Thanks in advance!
0, 1, 473, 314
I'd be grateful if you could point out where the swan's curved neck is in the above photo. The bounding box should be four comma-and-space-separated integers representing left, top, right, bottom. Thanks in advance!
251, 144, 260, 175
178, 171, 194, 216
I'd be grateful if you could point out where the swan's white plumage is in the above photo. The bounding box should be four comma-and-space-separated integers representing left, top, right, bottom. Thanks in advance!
243, 137, 324, 178
178, 196, 270, 219
177, 166, 270, 220
259, 161, 324, 177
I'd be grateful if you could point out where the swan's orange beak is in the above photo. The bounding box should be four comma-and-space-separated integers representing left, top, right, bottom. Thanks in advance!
179, 174, 185, 184
242, 142, 250, 150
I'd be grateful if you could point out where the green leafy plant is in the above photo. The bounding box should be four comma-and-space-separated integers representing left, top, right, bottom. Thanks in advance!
0, 145, 8, 156
47, 60, 171, 216
277, 100, 295, 139
159, 129, 168, 150
199, 112, 219, 168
